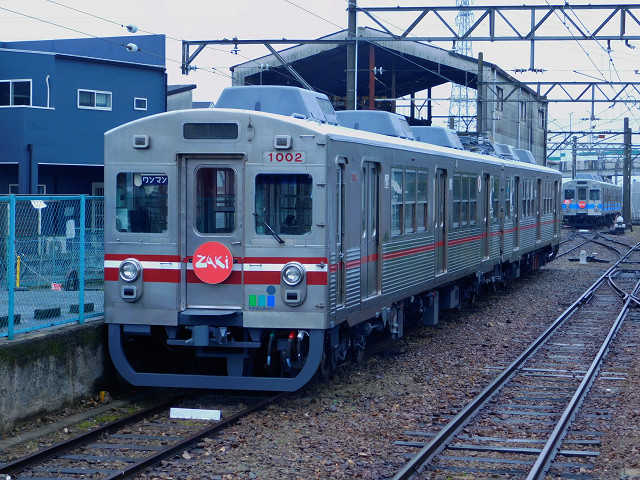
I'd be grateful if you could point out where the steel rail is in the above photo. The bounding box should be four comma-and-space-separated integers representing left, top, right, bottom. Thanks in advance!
392, 242, 640, 480
527, 279, 640, 479
0, 395, 182, 476
595, 232, 634, 250
0, 392, 285, 480
102, 392, 287, 480
557, 232, 627, 259
556, 235, 593, 258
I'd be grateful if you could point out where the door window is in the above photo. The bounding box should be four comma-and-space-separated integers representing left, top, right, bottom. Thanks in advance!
195, 167, 235, 234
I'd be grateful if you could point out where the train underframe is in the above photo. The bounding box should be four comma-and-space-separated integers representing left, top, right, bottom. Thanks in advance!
109, 245, 558, 391
565, 212, 617, 229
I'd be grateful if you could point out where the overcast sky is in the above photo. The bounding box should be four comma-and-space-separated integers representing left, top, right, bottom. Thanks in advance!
2, 0, 640, 135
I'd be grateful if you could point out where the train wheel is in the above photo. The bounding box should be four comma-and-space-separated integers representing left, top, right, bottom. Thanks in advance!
318, 340, 334, 380
351, 333, 366, 363
353, 346, 365, 364
468, 291, 478, 306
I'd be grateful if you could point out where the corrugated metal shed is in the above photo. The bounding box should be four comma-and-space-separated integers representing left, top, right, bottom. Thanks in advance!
230, 27, 548, 163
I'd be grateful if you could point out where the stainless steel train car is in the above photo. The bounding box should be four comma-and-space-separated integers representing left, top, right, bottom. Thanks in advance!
562, 175, 622, 227
104, 86, 562, 391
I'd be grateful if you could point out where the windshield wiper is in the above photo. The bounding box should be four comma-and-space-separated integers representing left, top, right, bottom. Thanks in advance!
253, 212, 285, 244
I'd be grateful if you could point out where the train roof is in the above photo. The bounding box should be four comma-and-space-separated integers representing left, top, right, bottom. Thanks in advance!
575, 173, 606, 181
562, 176, 620, 188
105, 105, 560, 177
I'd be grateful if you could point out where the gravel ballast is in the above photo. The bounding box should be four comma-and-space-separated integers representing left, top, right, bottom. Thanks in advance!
3, 229, 640, 480
140, 229, 640, 479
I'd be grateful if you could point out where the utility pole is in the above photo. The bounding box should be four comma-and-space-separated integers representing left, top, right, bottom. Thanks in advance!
476, 52, 484, 134
572, 136, 577, 180
624, 117, 632, 227
346, 0, 357, 110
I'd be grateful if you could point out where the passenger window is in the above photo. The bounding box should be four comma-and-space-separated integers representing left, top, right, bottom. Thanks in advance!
504, 179, 512, 221
391, 168, 428, 235
195, 167, 235, 234
255, 174, 312, 235
492, 178, 500, 221
391, 169, 403, 235
416, 171, 428, 232
404, 170, 416, 234
116, 172, 168, 233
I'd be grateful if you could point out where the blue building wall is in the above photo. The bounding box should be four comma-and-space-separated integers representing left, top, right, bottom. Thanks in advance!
0, 35, 166, 194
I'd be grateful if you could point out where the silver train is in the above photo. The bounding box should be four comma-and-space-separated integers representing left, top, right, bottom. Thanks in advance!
562, 174, 622, 227
104, 86, 562, 391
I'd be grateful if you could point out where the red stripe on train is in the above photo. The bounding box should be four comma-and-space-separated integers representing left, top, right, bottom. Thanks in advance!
104, 254, 181, 262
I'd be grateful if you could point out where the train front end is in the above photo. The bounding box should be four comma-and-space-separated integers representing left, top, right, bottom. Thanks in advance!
104, 108, 331, 391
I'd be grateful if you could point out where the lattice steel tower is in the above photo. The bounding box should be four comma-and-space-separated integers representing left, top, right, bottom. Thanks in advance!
448, 0, 476, 131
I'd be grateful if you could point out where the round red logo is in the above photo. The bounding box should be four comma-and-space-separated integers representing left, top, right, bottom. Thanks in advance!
578, 201, 587, 209
192, 242, 233, 284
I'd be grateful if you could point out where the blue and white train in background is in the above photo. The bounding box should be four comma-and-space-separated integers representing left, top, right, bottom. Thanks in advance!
562, 174, 622, 227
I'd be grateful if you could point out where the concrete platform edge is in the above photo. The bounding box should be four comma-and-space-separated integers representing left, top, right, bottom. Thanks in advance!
0, 319, 115, 434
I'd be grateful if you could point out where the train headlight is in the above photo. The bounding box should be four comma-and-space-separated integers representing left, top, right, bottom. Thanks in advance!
119, 258, 142, 282
282, 262, 305, 286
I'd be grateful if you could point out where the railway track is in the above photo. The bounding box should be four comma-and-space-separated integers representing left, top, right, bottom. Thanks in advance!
0, 392, 285, 480
393, 242, 640, 479
557, 230, 632, 261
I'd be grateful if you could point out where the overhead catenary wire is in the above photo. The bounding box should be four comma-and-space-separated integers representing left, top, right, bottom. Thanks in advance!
4, 0, 639, 128
543, 0, 640, 126
0, 1, 236, 80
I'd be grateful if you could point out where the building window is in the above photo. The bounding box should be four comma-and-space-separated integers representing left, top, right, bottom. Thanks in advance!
495, 86, 504, 111
78, 89, 112, 110
9, 184, 46, 194
134, 97, 147, 111
538, 107, 545, 128
0, 80, 32, 106
520, 101, 527, 121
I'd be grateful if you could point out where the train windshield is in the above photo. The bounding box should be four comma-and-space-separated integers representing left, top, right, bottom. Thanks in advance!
255, 174, 312, 235
564, 189, 575, 200
589, 189, 600, 201
116, 173, 168, 233
578, 188, 587, 201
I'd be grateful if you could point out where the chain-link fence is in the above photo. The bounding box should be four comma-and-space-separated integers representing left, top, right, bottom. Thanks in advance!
1, 196, 104, 339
